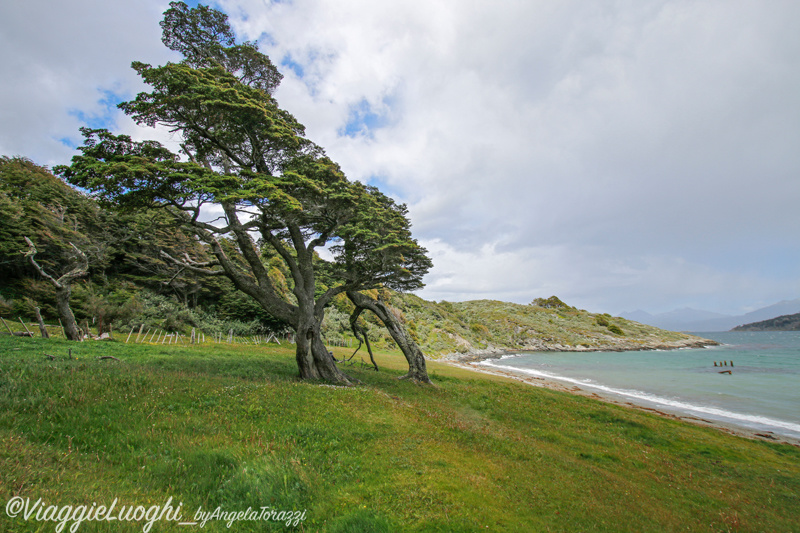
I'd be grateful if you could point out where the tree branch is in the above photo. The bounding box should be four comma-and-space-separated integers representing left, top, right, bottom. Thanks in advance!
160, 250, 226, 276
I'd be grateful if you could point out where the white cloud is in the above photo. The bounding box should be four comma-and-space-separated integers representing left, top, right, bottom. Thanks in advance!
220, 0, 800, 314
0, 0, 174, 165
3, 0, 799, 315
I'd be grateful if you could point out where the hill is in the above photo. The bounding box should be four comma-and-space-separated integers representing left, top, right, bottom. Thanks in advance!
733, 312, 800, 331
358, 294, 715, 358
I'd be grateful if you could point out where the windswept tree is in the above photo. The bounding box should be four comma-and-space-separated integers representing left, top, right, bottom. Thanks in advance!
57, 2, 432, 384
23, 237, 88, 341
331, 187, 433, 382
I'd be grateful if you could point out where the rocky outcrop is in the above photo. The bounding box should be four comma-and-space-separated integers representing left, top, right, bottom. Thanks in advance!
437, 335, 717, 363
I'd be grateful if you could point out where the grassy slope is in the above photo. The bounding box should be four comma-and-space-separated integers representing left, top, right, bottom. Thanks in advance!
1, 337, 798, 532
386, 295, 706, 356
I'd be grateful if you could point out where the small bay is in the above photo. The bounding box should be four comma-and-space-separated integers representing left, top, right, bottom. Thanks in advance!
480, 331, 800, 439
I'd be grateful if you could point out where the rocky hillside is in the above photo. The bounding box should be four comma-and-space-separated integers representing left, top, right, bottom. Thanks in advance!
354, 294, 716, 358
732, 313, 800, 331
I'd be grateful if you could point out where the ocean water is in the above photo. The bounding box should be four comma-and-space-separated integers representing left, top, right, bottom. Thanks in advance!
479, 331, 800, 440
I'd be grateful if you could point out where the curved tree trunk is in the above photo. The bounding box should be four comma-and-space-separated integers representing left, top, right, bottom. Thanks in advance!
294, 312, 355, 385
23, 237, 87, 342
347, 291, 432, 384
56, 287, 83, 341
34, 307, 50, 339
349, 306, 378, 371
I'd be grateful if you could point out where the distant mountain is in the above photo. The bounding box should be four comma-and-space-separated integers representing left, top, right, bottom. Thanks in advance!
622, 298, 800, 332
621, 307, 730, 331
733, 312, 800, 331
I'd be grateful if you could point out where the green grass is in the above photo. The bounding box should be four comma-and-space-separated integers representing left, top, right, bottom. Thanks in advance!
1, 336, 799, 532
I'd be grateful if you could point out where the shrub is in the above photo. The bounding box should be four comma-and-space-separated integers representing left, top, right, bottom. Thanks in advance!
531, 296, 572, 309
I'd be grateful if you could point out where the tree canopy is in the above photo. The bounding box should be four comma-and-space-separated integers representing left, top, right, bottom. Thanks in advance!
57, 1, 431, 384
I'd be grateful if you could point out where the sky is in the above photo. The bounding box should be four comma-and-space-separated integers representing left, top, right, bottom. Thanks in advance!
2, 0, 799, 316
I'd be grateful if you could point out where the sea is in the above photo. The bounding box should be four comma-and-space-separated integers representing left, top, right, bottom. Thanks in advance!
478, 331, 800, 440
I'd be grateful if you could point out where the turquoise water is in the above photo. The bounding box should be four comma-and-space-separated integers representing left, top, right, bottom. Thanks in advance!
480, 331, 800, 439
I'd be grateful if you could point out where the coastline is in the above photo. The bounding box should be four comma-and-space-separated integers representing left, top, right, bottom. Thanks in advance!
436, 334, 719, 363
440, 355, 800, 448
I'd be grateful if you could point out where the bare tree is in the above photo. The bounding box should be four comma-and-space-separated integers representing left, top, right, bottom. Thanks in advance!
23, 237, 88, 341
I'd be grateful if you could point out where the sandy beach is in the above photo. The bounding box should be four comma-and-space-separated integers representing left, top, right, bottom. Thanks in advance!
442, 357, 800, 448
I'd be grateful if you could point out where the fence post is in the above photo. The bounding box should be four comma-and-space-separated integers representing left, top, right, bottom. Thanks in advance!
18, 318, 33, 336
135, 324, 145, 343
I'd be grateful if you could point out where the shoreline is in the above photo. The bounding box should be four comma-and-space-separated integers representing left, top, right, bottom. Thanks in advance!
440, 358, 800, 448
436, 336, 719, 363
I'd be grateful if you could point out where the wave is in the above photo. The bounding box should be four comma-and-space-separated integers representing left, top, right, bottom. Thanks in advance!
479, 360, 800, 436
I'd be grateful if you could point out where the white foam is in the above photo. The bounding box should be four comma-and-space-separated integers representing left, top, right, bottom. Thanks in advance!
480, 360, 800, 436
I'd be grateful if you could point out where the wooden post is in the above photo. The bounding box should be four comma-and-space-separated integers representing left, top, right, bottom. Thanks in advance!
148, 329, 157, 343
1, 317, 14, 335
126, 326, 135, 343
135, 324, 145, 343
190, 328, 196, 344
228, 329, 233, 344
34, 308, 49, 339
18, 318, 33, 336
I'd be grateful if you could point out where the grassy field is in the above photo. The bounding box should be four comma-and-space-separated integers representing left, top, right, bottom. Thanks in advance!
1, 336, 798, 532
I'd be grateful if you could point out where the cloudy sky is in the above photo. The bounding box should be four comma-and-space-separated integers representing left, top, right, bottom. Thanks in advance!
2, 0, 799, 315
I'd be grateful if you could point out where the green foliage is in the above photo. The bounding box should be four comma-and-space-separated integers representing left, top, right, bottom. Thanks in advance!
607, 324, 625, 336
0, 156, 100, 280
531, 295, 573, 310
54, 2, 432, 381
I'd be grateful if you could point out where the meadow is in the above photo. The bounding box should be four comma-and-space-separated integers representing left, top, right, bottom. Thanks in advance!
1, 336, 798, 532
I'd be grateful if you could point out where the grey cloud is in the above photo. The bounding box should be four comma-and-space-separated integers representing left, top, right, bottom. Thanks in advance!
4, 0, 799, 315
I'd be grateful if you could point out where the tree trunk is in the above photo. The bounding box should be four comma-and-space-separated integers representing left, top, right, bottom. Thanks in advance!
294, 313, 354, 385
56, 287, 83, 341
349, 307, 378, 371
347, 291, 432, 384
23, 237, 87, 342
34, 307, 49, 339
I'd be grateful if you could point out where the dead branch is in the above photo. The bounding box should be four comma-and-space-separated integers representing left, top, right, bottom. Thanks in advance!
23, 237, 88, 289
349, 306, 378, 371
160, 250, 226, 276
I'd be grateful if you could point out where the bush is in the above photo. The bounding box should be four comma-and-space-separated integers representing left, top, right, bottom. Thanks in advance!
531, 296, 572, 309
470, 323, 490, 336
